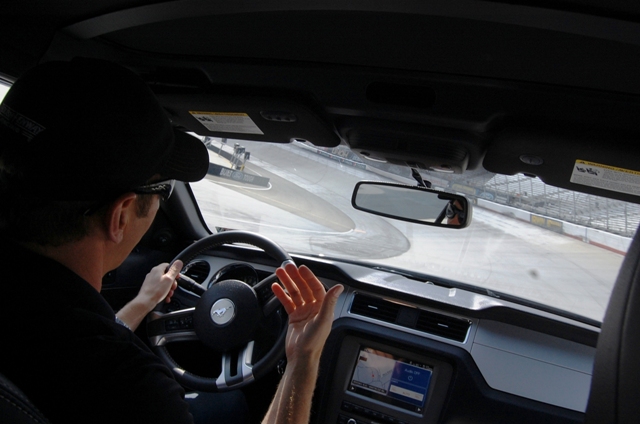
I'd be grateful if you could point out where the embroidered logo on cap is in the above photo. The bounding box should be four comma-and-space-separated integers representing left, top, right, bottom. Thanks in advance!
0, 104, 45, 141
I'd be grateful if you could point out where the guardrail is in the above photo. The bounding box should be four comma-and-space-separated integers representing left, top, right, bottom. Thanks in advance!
478, 199, 631, 255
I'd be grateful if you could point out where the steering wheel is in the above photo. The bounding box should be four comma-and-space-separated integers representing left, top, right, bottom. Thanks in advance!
146, 231, 292, 392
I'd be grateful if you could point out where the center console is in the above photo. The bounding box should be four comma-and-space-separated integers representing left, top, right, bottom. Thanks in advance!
323, 335, 453, 424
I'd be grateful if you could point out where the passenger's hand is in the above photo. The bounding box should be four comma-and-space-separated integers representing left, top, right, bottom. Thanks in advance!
263, 264, 343, 423
272, 263, 344, 365
116, 260, 183, 332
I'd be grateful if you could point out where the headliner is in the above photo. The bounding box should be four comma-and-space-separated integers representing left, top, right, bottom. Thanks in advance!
2, 0, 640, 202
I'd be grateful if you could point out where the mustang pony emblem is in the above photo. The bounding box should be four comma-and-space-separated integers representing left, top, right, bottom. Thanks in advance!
210, 299, 236, 325
212, 307, 228, 316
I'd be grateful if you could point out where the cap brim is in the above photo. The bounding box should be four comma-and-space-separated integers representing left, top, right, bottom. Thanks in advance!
160, 129, 209, 182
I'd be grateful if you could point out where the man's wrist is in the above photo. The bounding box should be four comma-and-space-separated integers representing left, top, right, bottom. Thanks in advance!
115, 315, 131, 330
131, 294, 157, 315
284, 354, 322, 377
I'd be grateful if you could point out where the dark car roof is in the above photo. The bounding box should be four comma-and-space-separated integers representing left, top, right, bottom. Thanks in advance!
3, 0, 640, 202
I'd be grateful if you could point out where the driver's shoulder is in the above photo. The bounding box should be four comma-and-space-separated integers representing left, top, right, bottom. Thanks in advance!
1, 306, 188, 422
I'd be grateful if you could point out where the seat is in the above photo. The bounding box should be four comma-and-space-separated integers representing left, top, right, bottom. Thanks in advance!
585, 227, 640, 423
0, 372, 50, 424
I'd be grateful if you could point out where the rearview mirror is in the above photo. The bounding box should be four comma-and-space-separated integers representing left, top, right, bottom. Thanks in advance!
351, 182, 472, 228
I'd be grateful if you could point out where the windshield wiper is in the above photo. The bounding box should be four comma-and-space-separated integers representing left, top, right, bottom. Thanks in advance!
371, 265, 433, 283
371, 265, 505, 300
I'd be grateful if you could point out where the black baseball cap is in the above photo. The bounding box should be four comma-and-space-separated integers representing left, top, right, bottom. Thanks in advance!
0, 58, 208, 201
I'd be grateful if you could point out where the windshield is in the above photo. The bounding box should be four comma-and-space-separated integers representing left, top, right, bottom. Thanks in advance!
191, 138, 637, 323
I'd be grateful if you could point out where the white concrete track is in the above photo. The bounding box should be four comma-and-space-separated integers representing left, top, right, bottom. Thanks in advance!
192, 142, 628, 322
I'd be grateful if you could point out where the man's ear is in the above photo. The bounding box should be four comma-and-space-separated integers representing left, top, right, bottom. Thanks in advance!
104, 193, 138, 244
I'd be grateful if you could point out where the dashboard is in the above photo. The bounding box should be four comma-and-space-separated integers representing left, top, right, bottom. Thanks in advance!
163, 249, 597, 424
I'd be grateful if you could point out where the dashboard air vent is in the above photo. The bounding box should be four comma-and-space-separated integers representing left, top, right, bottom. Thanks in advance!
182, 260, 210, 284
350, 293, 471, 342
350, 294, 400, 324
416, 310, 470, 342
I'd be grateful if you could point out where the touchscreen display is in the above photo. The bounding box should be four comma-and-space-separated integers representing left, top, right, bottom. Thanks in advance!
348, 347, 433, 413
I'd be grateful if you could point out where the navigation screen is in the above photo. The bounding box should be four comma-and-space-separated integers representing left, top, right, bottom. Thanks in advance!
348, 347, 433, 413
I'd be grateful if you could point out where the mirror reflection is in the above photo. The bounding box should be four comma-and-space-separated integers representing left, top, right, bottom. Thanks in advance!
351, 182, 472, 228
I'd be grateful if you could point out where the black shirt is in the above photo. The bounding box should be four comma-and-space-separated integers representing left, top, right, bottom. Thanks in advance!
0, 240, 193, 424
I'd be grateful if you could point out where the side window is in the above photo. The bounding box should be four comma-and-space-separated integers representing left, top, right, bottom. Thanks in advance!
0, 82, 9, 102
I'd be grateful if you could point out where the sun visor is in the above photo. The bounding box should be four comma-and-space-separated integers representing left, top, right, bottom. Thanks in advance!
157, 93, 340, 147
483, 127, 640, 204
340, 118, 486, 174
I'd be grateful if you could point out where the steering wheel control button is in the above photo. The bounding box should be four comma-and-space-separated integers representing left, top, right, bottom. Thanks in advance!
165, 315, 194, 331
210, 299, 236, 325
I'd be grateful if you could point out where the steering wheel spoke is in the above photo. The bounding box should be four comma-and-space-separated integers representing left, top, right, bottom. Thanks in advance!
147, 308, 198, 346
253, 273, 282, 316
216, 341, 256, 390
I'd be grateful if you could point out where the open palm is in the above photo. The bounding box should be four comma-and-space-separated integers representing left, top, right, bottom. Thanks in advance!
272, 263, 344, 362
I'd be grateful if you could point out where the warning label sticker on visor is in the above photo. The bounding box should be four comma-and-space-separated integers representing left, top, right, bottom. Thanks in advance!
189, 112, 264, 135
571, 160, 640, 196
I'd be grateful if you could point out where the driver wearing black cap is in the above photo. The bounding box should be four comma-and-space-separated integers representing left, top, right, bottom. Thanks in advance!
0, 58, 342, 424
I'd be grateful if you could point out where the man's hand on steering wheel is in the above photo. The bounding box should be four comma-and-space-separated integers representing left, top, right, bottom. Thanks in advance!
272, 263, 344, 365
116, 260, 184, 331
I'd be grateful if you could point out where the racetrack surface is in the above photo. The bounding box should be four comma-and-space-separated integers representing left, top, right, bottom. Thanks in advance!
192, 142, 627, 322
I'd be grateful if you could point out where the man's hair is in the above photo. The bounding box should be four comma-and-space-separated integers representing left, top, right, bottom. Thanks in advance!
0, 194, 154, 246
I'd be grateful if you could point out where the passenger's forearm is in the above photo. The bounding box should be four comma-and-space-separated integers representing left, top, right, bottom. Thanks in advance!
262, 356, 321, 424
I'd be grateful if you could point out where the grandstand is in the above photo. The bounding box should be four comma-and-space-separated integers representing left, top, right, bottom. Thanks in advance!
455, 173, 640, 237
